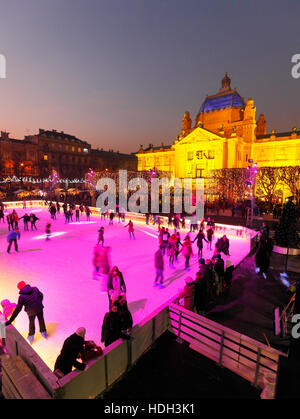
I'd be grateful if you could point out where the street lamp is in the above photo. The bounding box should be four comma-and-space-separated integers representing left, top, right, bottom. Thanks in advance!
246, 160, 258, 228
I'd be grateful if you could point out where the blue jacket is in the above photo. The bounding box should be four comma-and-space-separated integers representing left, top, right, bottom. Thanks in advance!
7, 231, 20, 242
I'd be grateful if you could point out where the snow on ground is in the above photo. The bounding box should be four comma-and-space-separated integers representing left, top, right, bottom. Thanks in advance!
0, 206, 250, 371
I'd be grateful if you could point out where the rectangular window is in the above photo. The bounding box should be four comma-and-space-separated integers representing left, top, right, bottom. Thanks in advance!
208, 150, 215, 159
196, 151, 203, 159
187, 151, 193, 160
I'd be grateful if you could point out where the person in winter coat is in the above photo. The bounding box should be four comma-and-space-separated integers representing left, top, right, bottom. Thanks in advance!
101, 301, 130, 347
224, 259, 234, 288
215, 235, 230, 256
177, 276, 196, 311
255, 240, 270, 279
194, 259, 209, 314
206, 227, 214, 251
93, 245, 111, 275
7, 213, 13, 231
30, 213, 39, 230
193, 231, 208, 258
19, 214, 30, 231
54, 327, 87, 377
12, 210, 19, 228
107, 266, 126, 308
98, 227, 104, 246
7, 228, 20, 253
124, 220, 135, 239
5, 281, 47, 344
181, 236, 193, 271
0, 208, 4, 223
118, 297, 133, 336
1, 299, 17, 320
154, 246, 164, 287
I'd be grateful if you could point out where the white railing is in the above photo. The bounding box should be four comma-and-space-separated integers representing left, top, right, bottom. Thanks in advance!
168, 302, 287, 399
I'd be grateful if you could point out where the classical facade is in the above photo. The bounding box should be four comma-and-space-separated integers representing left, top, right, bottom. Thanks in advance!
0, 129, 137, 182
136, 73, 300, 179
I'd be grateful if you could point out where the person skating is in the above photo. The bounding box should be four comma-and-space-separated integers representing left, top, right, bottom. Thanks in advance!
7, 228, 20, 253
124, 220, 135, 239
109, 211, 114, 225
181, 236, 193, 271
45, 223, 51, 241
154, 245, 164, 287
19, 213, 30, 231
107, 266, 126, 308
215, 235, 230, 256
5, 281, 47, 344
206, 226, 214, 251
6, 213, 13, 231
98, 227, 104, 246
0, 207, 4, 223
54, 327, 87, 377
85, 206, 91, 221
30, 213, 39, 230
75, 207, 80, 222
193, 230, 208, 258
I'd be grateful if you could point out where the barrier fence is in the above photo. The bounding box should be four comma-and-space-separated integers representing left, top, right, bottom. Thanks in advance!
168, 302, 287, 398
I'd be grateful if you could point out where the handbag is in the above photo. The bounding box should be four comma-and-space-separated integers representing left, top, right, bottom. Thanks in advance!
80, 340, 103, 362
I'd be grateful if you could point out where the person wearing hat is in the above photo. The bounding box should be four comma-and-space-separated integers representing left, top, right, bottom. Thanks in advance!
101, 301, 130, 347
177, 276, 196, 311
5, 281, 47, 344
54, 327, 87, 377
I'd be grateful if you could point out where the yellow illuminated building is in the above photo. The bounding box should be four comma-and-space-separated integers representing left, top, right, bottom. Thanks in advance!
136, 73, 300, 180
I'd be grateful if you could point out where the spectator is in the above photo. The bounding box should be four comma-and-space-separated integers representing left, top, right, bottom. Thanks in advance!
54, 327, 87, 377
101, 301, 130, 347
177, 276, 196, 311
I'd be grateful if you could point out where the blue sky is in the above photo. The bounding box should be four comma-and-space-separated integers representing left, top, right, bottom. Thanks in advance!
0, 0, 299, 152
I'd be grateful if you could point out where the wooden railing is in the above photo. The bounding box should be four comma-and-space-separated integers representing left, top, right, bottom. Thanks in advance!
168, 302, 287, 398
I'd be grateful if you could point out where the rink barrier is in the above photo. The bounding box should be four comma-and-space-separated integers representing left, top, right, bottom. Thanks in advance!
52, 297, 173, 399
3, 199, 258, 248
168, 303, 288, 399
2, 296, 285, 399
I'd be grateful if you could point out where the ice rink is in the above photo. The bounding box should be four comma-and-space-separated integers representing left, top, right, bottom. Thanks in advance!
0, 206, 251, 370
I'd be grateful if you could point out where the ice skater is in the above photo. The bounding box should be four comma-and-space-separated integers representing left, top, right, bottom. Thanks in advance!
75, 207, 80, 222
45, 223, 51, 241
193, 230, 208, 258
5, 281, 47, 344
98, 227, 104, 246
154, 245, 164, 288
124, 220, 135, 239
7, 228, 20, 253
30, 213, 39, 230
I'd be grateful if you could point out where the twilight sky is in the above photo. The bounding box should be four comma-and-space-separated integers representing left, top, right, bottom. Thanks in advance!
0, 0, 299, 153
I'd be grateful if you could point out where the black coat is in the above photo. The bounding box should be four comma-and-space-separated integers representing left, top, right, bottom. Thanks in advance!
7, 285, 44, 323
216, 238, 230, 255
54, 333, 86, 375
101, 311, 123, 347
193, 232, 207, 248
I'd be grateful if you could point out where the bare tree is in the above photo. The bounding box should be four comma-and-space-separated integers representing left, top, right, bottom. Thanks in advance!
280, 166, 300, 203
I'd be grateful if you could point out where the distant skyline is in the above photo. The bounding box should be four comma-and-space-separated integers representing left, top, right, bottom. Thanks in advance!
0, 0, 299, 153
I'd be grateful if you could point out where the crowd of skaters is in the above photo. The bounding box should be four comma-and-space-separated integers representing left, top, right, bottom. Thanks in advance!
1, 201, 273, 378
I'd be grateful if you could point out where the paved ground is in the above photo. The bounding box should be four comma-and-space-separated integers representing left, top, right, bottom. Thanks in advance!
206, 251, 297, 352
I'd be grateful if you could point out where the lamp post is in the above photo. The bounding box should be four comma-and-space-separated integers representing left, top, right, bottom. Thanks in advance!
246, 159, 258, 228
